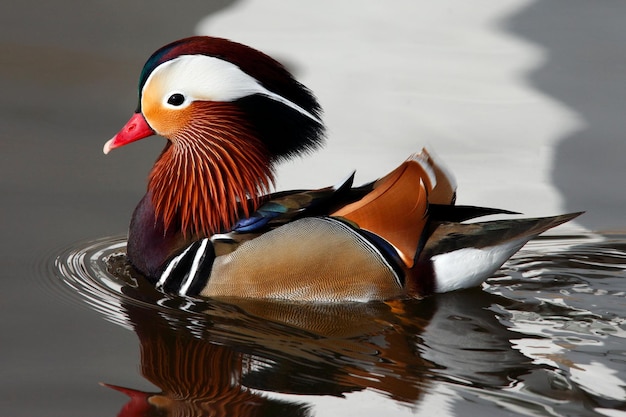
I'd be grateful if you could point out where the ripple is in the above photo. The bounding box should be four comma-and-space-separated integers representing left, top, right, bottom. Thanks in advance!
49, 233, 626, 412
50, 236, 136, 328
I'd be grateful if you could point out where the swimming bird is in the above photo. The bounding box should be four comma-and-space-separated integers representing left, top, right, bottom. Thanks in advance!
103, 36, 580, 302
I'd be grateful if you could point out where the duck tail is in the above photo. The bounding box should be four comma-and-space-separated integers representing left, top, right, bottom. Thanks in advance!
406, 212, 583, 297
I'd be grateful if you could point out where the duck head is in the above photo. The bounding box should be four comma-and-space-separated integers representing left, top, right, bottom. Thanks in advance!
104, 36, 325, 238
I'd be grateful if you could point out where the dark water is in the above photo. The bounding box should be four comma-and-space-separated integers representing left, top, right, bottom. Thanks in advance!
51, 234, 626, 416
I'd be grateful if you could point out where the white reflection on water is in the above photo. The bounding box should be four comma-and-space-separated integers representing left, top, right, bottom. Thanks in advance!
571, 361, 626, 402
511, 319, 626, 401
492, 235, 626, 413
195, 0, 583, 227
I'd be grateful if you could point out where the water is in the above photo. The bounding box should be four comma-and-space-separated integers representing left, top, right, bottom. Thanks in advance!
4, 1, 626, 416
51, 234, 626, 416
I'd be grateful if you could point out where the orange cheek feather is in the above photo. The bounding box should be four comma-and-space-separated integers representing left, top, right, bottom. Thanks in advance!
142, 94, 193, 139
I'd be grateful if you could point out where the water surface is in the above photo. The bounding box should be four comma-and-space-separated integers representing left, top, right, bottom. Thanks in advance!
52, 234, 626, 416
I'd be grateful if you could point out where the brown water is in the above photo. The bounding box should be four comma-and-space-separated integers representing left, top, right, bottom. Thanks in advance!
51, 234, 626, 416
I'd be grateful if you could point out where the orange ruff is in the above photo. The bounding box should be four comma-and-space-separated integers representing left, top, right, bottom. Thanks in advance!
149, 102, 273, 237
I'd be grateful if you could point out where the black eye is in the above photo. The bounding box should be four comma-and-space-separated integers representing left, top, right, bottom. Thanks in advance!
167, 93, 185, 106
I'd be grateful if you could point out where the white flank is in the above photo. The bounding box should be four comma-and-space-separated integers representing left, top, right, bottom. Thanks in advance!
432, 236, 528, 293
144, 55, 322, 124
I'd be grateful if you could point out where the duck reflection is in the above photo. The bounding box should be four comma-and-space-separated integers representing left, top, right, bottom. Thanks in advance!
104, 278, 528, 416
105, 324, 311, 417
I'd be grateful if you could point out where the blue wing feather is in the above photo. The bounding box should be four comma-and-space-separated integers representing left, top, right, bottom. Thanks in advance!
232, 172, 358, 234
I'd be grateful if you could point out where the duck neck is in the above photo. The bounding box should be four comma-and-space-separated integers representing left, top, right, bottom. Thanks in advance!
127, 107, 275, 278
148, 106, 274, 239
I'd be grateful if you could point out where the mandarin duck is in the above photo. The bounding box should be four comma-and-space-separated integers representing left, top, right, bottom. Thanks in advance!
103, 36, 580, 302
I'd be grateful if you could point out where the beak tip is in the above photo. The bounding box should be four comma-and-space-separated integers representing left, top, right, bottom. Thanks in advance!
103, 137, 115, 155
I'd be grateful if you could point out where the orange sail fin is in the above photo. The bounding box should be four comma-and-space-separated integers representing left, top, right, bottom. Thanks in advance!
332, 152, 439, 267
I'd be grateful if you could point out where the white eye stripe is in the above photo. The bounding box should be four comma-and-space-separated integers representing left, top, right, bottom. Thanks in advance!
261, 88, 322, 125
143, 55, 321, 124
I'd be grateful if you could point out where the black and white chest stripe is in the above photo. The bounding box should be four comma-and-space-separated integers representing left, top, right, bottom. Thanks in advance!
156, 238, 215, 296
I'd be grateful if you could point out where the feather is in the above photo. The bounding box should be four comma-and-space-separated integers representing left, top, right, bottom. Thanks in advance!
148, 102, 273, 238
332, 152, 439, 267
428, 204, 519, 223
408, 212, 584, 295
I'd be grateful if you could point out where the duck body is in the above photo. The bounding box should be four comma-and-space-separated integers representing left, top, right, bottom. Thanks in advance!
105, 36, 580, 302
